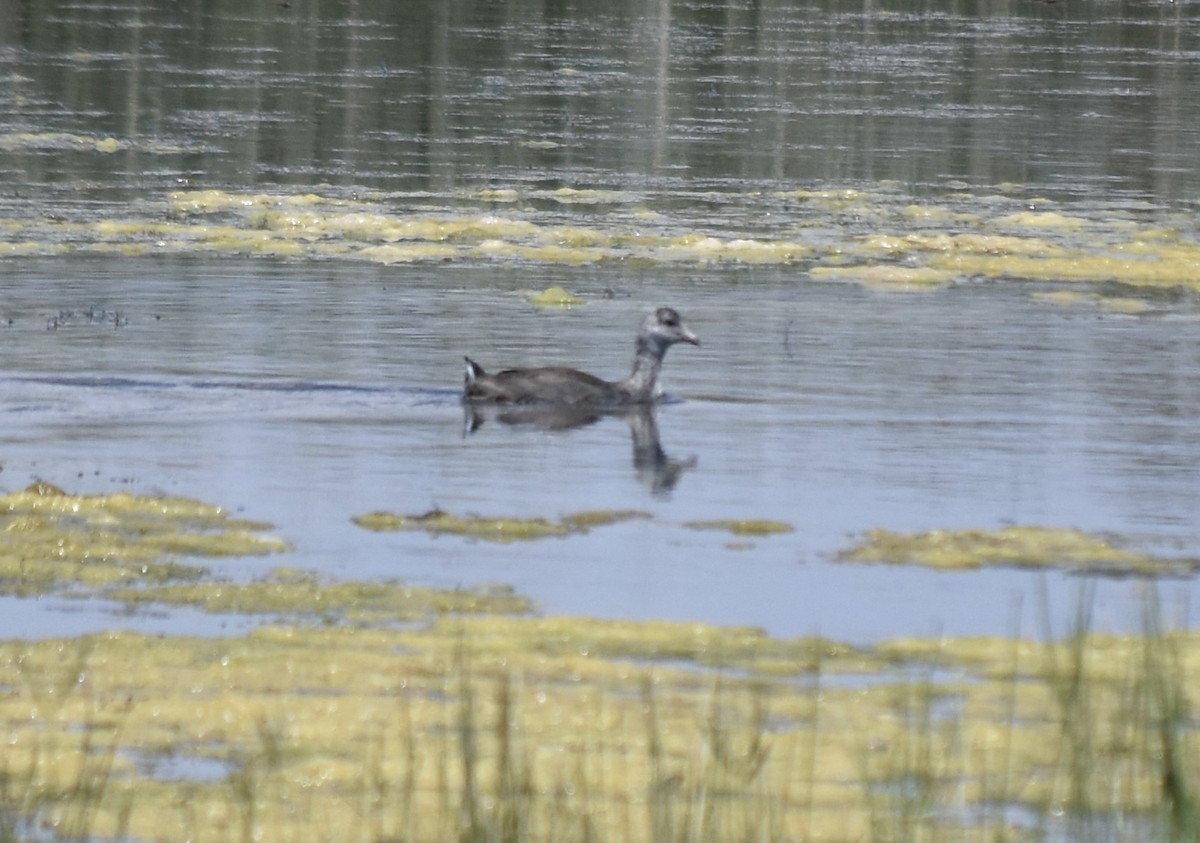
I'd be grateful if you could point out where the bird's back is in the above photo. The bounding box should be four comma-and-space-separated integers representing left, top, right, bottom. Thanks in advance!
464, 361, 624, 406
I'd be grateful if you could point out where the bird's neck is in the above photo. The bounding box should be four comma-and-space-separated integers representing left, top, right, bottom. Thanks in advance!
618, 337, 667, 403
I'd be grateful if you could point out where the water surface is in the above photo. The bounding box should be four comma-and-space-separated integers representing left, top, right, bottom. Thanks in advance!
1, 0, 1199, 643
2, 255, 1199, 643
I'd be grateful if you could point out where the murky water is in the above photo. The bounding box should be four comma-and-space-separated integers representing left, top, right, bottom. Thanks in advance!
2, 0, 1199, 643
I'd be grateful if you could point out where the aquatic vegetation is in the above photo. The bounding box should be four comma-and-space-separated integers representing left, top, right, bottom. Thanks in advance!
2, 600, 1199, 842
809, 264, 959, 290
546, 186, 633, 205
993, 210, 1090, 230
0, 482, 1194, 842
353, 242, 459, 263
105, 568, 533, 622
659, 233, 811, 264
355, 506, 793, 549
427, 614, 860, 675
2, 188, 1200, 317
471, 187, 521, 202
1031, 289, 1092, 307
0, 130, 122, 153
353, 508, 573, 542
559, 509, 651, 529
930, 249, 1200, 289
352, 507, 649, 543
525, 285, 583, 307
3, 185, 1199, 305
840, 525, 1192, 576
684, 518, 794, 537
0, 481, 289, 596
1032, 290, 1155, 314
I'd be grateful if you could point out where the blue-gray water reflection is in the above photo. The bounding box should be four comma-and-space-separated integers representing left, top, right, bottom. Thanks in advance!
1, 0, 1197, 206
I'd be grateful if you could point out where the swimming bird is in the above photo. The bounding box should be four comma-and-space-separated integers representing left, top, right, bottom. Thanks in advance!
463, 306, 699, 407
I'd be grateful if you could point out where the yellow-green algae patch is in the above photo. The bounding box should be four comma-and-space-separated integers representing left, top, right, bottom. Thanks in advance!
525, 285, 583, 307
992, 210, 1090, 230
929, 248, 1200, 289
427, 613, 860, 675
1032, 290, 1155, 314
684, 518, 794, 537
352, 507, 649, 543
1096, 296, 1154, 314
4, 609, 1200, 842
1030, 289, 1091, 307
471, 187, 521, 202
7, 186, 1200, 306
809, 264, 959, 290
659, 234, 811, 264
354, 242, 459, 263
0, 130, 124, 153
559, 508, 651, 529
107, 567, 532, 622
0, 481, 290, 596
814, 212, 1200, 296
840, 525, 1192, 576
545, 186, 634, 205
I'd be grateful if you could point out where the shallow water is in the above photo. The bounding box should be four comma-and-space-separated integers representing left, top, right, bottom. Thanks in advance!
1, 255, 1199, 643
2, 0, 1200, 643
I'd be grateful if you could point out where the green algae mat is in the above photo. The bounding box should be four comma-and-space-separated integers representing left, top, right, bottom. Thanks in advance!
840, 525, 1198, 577
4, 186, 1200, 305
0, 480, 288, 596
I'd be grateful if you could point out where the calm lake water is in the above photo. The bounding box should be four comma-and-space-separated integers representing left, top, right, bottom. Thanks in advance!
1, 0, 1199, 644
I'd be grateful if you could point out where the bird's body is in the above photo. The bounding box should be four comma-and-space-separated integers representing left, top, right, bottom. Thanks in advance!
463, 307, 699, 407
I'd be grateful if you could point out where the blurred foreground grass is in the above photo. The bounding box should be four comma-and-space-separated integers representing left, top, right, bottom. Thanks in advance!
2, 482, 1197, 842
2, 596, 1198, 843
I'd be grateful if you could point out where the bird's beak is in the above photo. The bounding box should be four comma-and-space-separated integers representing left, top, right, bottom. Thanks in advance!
682, 327, 700, 347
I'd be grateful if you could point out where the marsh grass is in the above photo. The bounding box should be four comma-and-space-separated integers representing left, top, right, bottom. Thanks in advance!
1139, 592, 1200, 843
2, 592, 1200, 842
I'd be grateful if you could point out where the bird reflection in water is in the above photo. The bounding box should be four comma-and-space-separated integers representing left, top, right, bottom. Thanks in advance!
462, 403, 696, 496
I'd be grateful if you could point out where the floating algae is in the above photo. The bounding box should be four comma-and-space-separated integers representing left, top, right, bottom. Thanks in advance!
839, 525, 1193, 576
106, 567, 533, 623
684, 518, 794, 537
352, 509, 572, 542
559, 509, 651, 529
471, 187, 521, 202
0, 481, 289, 596
810, 209, 1200, 296
352, 508, 649, 543
545, 186, 634, 205
0, 130, 123, 153
1031, 289, 1156, 314
525, 285, 583, 307
659, 234, 811, 264
426, 613, 862, 675
809, 264, 959, 290
5, 186, 1199, 298
992, 210, 1090, 230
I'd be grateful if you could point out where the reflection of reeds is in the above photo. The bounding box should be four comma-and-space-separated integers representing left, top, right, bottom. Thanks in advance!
3, 591, 1200, 842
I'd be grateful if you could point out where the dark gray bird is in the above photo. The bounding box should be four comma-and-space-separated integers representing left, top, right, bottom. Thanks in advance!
463, 307, 699, 407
